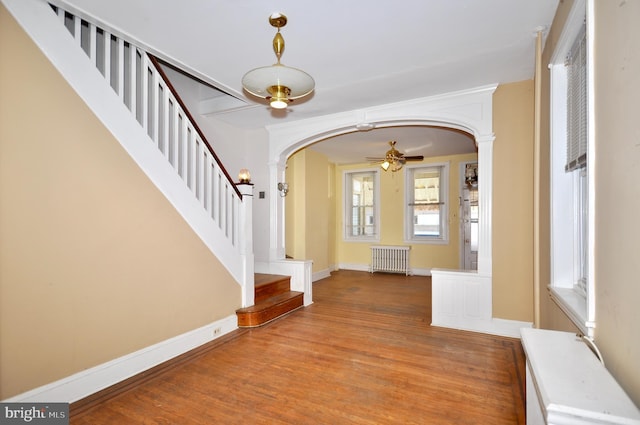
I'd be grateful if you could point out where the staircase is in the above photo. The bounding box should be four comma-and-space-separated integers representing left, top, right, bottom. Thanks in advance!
15, 1, 255, 303
236, 274, 304, 327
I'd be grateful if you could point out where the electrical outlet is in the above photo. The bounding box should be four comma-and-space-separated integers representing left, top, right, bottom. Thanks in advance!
213, 327, 222, 336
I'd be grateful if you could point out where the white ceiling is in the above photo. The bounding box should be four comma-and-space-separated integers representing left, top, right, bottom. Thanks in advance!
55, 0, 558, 164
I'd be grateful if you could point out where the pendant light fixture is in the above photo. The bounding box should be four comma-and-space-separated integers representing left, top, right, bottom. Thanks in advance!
242, 13, 315, 109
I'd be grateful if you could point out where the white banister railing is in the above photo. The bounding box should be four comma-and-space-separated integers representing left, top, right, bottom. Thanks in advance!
51, 5, 241, 238
51, 4, 242, 245
42, 2, 254, 304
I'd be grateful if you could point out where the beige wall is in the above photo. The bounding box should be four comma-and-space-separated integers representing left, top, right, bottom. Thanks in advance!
0, 6, 241, 399
492, 81, 535, 322
591, 0, 640, 405
537, 0, 640, 405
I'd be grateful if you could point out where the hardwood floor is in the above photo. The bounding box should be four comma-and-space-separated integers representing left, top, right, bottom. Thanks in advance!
71, 270, 525, 424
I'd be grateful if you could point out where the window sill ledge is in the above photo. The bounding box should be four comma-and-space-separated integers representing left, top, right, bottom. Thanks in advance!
403, 238, 448, 245
343, 238, 380, 243
548, 286, 595, 337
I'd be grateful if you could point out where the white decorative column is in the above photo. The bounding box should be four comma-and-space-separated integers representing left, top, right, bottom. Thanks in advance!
268, 161, 287, 261
237, 183, 255, 307
476, 134, 494, 276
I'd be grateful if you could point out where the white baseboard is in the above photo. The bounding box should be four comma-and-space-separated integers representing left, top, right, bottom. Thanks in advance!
431, 317, 533, 339
3, 315, 238, 403
312, 268, 332, 282
410, 268, 432, 276
337, 263, 432, 276
338, 263, 370, 272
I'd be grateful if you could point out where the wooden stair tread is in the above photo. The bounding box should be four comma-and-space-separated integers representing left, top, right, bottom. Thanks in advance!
254, 273, 290, 286
236, 291, 303, 328
236, 291, 303, 313
236, 273, 303, 327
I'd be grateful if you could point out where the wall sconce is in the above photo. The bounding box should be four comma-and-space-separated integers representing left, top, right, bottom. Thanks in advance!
238, 168, 251, 184
464, 163, 478, 188
277, 182, 289, 197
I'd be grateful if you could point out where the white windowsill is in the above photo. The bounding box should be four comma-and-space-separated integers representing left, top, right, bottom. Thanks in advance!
548, 286, 594, 336
404, 238, 448, 245
344, 238, 380, 243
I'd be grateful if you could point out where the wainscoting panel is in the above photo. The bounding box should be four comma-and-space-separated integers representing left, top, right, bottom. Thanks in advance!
431, 269, 530, 338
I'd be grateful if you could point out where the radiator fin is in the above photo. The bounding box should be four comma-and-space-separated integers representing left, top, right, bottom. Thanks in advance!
370, 246, 411, 275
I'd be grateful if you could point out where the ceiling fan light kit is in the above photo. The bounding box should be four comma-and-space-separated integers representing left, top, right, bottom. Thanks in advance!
242, 13, 315, 109
368, 141, 424, 172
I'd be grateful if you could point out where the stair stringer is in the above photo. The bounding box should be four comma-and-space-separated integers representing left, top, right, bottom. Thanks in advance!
2, 0, 247, 287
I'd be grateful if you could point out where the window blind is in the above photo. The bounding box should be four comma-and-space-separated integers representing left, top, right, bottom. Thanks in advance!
565, 24, 587, 172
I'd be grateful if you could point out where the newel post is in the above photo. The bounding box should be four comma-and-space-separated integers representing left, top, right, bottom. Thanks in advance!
237, 183, 255, 307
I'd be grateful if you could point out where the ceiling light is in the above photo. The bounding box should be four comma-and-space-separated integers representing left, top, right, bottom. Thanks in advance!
242, 13, 314, 109
370, 141, 422, 172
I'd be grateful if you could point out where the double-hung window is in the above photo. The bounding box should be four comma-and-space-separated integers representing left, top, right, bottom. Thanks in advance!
566, 23, 588, 297
344, 170, 379, 241
405, 164, 449, 243
549, 0, 594, 336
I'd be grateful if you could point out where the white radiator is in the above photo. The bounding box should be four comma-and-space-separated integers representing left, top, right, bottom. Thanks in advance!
370, 245, 411, 275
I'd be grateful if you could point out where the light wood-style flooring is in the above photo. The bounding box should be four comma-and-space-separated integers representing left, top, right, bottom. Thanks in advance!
71, 270, 525, 424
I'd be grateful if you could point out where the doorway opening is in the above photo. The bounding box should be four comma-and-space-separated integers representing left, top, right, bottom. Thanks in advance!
461, 162, 478, 270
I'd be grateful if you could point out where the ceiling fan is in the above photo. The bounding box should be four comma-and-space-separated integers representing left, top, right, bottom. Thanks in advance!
366, 141, 424, 172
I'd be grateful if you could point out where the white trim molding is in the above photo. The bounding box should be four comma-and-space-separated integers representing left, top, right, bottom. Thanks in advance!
266, 85, 496, 268
266, 85, 497, 337
548, 0, 596, 337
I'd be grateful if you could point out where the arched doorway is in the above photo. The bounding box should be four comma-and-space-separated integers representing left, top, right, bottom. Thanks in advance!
266, 85, 496, 277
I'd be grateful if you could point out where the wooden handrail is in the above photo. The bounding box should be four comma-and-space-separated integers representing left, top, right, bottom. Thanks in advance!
148, 54, 242, 200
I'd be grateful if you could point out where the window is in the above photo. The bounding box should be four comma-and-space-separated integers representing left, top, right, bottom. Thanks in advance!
549, 0, 594, 336
344, 170, 379, 241
567, 25, 588, 297
405, 164, 449, 243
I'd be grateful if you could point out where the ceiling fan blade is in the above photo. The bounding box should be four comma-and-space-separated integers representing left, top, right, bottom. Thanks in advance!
365, 157, 385, 162
403, 155, 424, 161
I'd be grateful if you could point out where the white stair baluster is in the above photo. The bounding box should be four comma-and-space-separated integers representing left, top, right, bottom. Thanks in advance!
140, 55, 149, 133
103, 30, 111, 88
116, 38, 125, 100
88, 23, 96, 66
129, 44, 137, 117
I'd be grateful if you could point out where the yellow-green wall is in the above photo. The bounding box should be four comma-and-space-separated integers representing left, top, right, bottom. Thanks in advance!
333, 153, 478, 271
0, 5, 241, 399
285, 149, 336, 273
537, 0, 640, 405
285, 153, 303, 259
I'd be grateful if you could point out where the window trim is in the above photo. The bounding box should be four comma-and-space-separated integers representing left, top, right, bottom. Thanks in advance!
342, 168, 380, 242
404, 162, 450, 245
548, 0, 596, 337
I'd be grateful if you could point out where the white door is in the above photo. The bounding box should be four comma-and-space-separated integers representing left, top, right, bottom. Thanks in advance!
461, 186, 478, 270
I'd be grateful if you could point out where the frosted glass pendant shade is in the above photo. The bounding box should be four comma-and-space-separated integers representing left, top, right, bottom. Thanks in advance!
241, 13, 314, 109
242, 64, 314, 108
